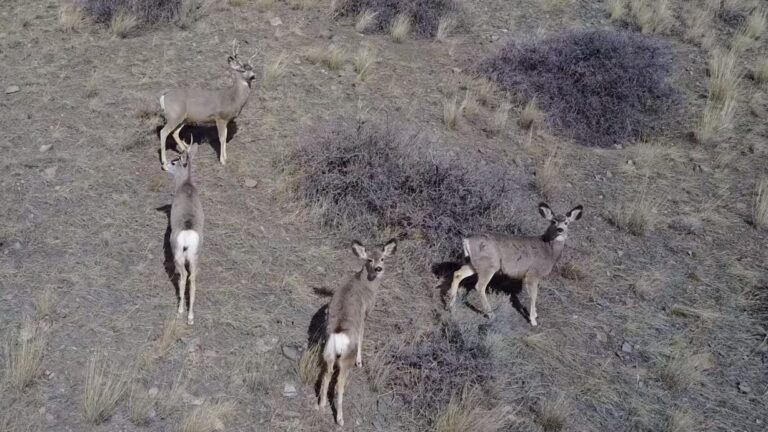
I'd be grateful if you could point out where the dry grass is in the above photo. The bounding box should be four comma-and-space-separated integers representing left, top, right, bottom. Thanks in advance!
177, 0, 212, 30
297, 343, 322, 385
629, 0, 675, 34
537, 394, 570, 431
708, 49, 741, 104
695, 96, 737, 144
442, 95, 461, 130
459, 90, 479, 118
753, 178, 768, 229
607, 0, 625, 21
263, 53, 289, 87
365, 346, 392, 392
353, 45, 376, 81
33, 289, 55, 320
631, 271, 662, 300
306, 44, 345, 71
228, 0, 247, 6
743, 8, 767, 39
128, 385, 155, 426
290, 0, 320, 10
610, 187, 664, 236
665, 409, 696, 432
535, 149, 561, 199
155, 315, 184, 356
391, 13, 411, 43
82, 352, 129, 424
59, 4, 85, 32
518, 99, 544, 130
176, 401, 235, 432
3, 322, 45, 391
356, 9, 378, 33
752, 58, 768, 85
436, 16, 456, 42
683, 5, 714, 44
432, 386, 506, 432
255, 0, 276, 12
491, 101, 512, 134
109, 9, 137, 38
658, 351, 705, 391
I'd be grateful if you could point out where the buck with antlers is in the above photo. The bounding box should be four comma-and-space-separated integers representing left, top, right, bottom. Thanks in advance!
158, 40, 257, 169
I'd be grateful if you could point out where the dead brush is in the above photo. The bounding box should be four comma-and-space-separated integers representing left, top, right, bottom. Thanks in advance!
356, 9, 378, 33
752, 58, 768, 85
658, 350, 706, 391
365, 345, 392, 392
683, 4, 714, 44
128, 384, 155, 426
518, 99, 544, 130
82, 352, 129, 424
743, 7, 767, 39
255, 0, 276, 11
631, 270, 662, 300
176, 401, 235, 432
753, 178, 768, 229
535, 149, 561, 200
695, 96, 737, 144
432, 385, 507, 432
33, 289, 55, 320
707, 48, 741, 105
353, 45, 376, 81
436, 16, 456, 41
109, 9, 137, 38
263, 52, 289, 87
629, 0, 675, 34
155, 315, 184, 356
491, 101, 512, 134
665, 409, 697, 432
442, 95, 461, 130
59, 4, 85, 32
297, 343, 322, 385
391, 13, 411, 42
306, 44, 346, 71
607, 0, 626, 21
609, 187, 664, 236
3, 321, 45, 391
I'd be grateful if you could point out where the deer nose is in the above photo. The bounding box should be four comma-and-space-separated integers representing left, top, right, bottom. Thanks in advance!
375, 266, 383, 272
556, 228, 564, 233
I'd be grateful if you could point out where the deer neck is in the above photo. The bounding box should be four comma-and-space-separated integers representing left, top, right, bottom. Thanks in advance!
228, 71, 253, 109
174, 164, 192, 190
545, 238, 566, 262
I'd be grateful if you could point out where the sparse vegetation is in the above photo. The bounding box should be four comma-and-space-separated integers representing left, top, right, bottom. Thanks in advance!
334, 0, 464, 38
491, 101, 512, 134
436, 16, 456, 41
442, 95, 461, 130
280, 119, 518, 261
255, 0, 276, 12
297, 344, 322, 385
128, 385, 155, 426
3, 322, 45, 391
156, 315, 184, 356
632, 271, 662, 299
609, 187, 664, 236
752, 58, 768, 85
176, 401, 235, 432
82, 0, 211, 31
480, 29, 680, 147
518, 99, 544, 130
607, 0, 626, 21
627, 0, 676, 34
743, 8, 767, 39
391, 13, 412, 42
33, 289, 55, 320
109, 9, 138, 38
537, 394, 569, 431
263, 53, 289, 87
535, 149, 561, 199
82, 352, 129, 424
665, 409, 696, 432
59, 4, 85, 32
432, 386, 506, 432
353, 45, 376, 81
753, 178, 768, 229
707, 48, 740, 104
659, 350, 705, 391
306, 44, 345, 70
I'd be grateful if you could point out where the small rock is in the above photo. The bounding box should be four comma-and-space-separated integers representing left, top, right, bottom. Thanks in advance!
738, 382, 751, 394
45, 413, 54, 424
282, 410, 301, 418
213, 419, 225, 431
39, 144, 53, 152
269, 16, 283, 26
148, 387, 159, 398
43, 166, 57, 178
203, 349, 219, 358
13, 241, 21, 249
148, 408, 157, 420
182, 391, 204, 405
283, 383, 297, 398
621, 341, 633, 353
451, 67, 462, 74
244, 178, 258, 188
39, 407, 45, 414
606, 171, 613, 178
5, 85, 20, 94
281, 345, 301, 361
595, 331, 608, 344
254, 336, 278, 354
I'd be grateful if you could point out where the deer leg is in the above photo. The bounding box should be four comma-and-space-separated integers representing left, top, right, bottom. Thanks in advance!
160, 118, 184, 169
334, 358, 353, 427
356, 324, 364, 368
316, 356, 334, 412
475, 270, 496, 320
187, 257, 197, 325
174, 254, 187, 316
524, 274, 540, 327
172, 124, 188, 152
448, 264, 476, 310
215, 119, 228, 165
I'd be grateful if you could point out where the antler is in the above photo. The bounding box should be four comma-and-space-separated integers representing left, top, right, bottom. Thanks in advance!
231, 39, 240, 58
247, 49, 258, 65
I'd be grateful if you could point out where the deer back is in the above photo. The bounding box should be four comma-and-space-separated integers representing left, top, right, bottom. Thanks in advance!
326, 273, 378, 338
466, 234, 559, 279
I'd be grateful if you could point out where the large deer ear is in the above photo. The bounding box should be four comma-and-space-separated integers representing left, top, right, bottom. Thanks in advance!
382, 238, 397, 257
351, 241, 367, 259
538, 202, 554, 221
566, 205, 583, 222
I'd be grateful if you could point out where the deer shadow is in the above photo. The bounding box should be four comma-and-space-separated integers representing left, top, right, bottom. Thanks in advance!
431, 260, 530, 323
156, 205, 179, 299
154, 121, 239, 161
307, 291, 346, 421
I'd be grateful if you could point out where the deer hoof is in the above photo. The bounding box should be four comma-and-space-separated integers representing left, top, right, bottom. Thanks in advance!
336, 414, 344, 426
530, 318, 538, 327
355, 358, 362, 368
485, 312, 495, 320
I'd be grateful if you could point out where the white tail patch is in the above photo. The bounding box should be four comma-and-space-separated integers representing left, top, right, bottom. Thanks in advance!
462, 238, 471, 258
324, 333, 351, 361
159, 94, 166, 111
175, 230, 199, 258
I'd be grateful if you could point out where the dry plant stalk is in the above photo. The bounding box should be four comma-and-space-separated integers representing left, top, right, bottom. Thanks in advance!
297, 343, 322, 385
3, 322, 45, 391
753, 178, 768, 229
356, 9, 378, 33
82, 352, 129, 424
436, 16, 456, 42
432, 385, 506, 432
354, 46, 376, 81
176, 401, 235, 432
263, 53, 288, 87
535, 149, 561, 199
442, 96, 461, 130
59, 4, 85, 32
607, 0, 626, 21
110, 9, 137, 38
391, 13, 411, 43
518, 99, 544, 130
537, 394, 570, 431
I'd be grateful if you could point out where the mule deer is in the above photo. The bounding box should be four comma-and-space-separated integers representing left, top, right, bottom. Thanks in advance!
448, 203, 583, 326
158, 40, 257, 169
167, 143, 204, 325
316, 239, 397, 426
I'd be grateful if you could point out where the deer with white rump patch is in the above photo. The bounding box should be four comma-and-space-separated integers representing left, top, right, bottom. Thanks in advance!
158, 40, 257, 169
316, 239, 397, 426
447, 203, 583, 326
167, 143, 204, 325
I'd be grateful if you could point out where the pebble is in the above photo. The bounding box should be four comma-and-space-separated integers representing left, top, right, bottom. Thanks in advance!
283, 383, 297, 398
244, 178, 258, 188
738, 382, 751, 394
186, 337, 201, 353
621, 341, 633, 353
281, 345, 301, 361
44, 166, 57, 178
269, 17, 283, 26
254, 336, 278, 354
148, 387, 159, 398
39, 144, 52, 152
5, 85, 20, 94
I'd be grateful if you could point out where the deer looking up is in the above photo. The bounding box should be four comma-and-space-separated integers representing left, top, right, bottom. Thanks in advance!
158, 40, 257, 169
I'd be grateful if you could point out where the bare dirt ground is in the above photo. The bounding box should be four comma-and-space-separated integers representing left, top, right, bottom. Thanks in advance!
1, 0, 767, 431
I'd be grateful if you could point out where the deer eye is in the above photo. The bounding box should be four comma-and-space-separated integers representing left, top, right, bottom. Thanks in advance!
367, 259, 373, 263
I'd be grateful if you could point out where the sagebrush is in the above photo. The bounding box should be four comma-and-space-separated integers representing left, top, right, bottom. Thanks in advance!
280, 120, 519, 261
479, 29, 681, 147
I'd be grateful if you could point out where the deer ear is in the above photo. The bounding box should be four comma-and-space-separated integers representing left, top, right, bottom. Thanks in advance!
538, 202, 554, 220
351, 241, 367, 259
187, 143, 198, 159
566, 205, 583, 222
382, 238, 397, 257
